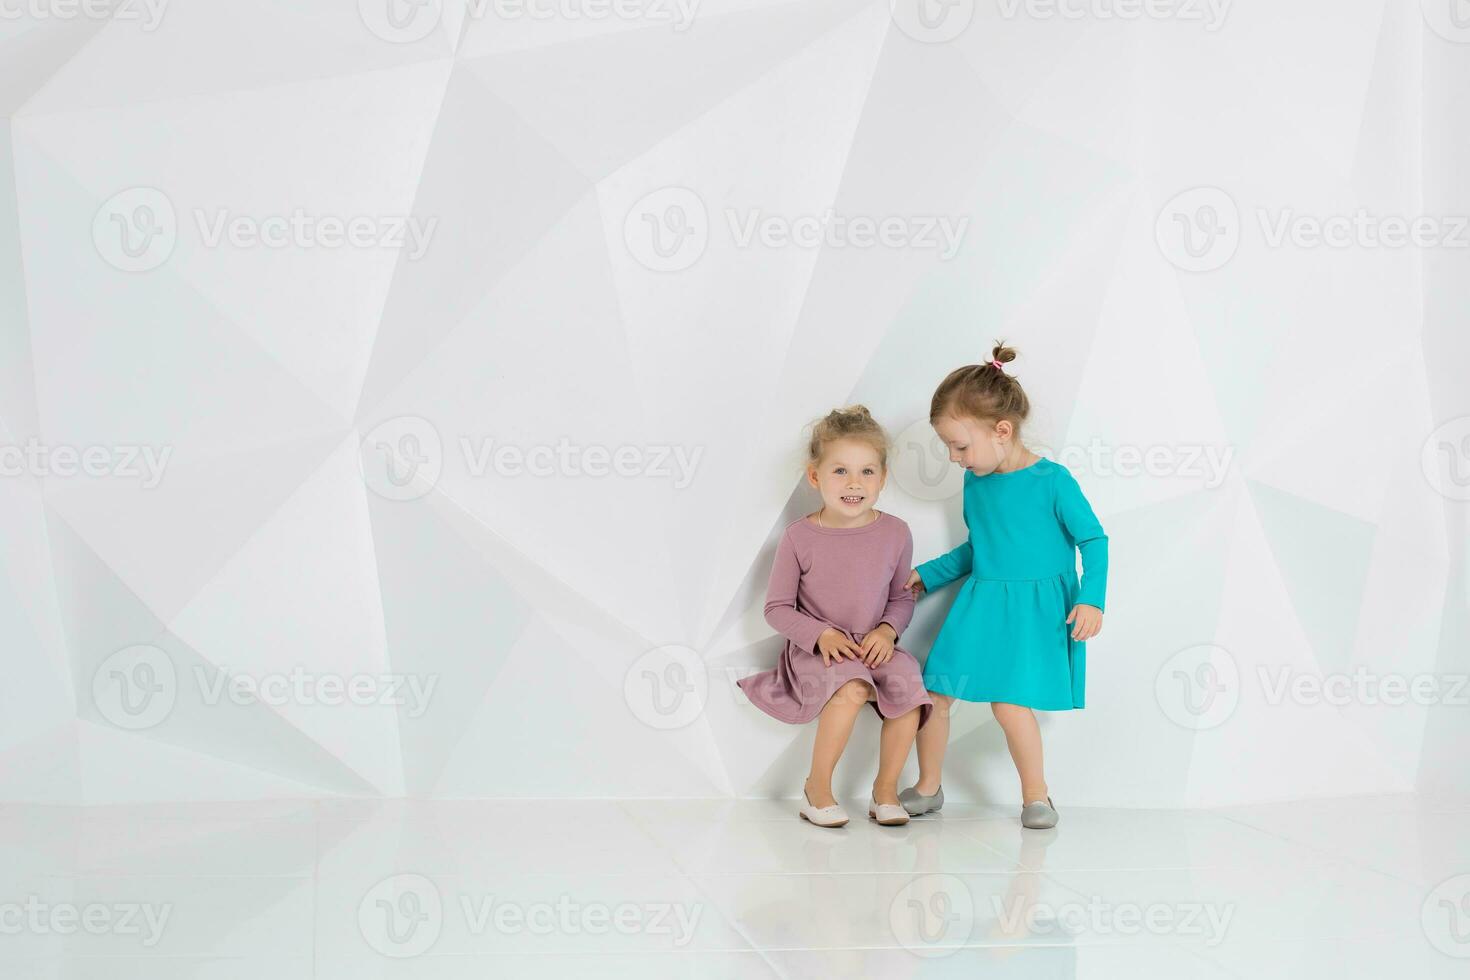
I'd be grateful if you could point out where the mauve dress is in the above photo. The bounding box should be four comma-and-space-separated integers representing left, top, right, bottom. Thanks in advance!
736, 511, 934, 730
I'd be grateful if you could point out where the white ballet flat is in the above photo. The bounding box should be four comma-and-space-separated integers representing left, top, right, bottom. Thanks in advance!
798, 787, 849, 828
868, 797, 910, 826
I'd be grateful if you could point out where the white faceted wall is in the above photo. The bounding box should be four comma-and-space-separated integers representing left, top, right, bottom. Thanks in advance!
0, 0, 1465, 806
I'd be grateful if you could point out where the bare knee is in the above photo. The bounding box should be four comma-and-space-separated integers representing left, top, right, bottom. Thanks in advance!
884, 704, 921, 727
833, 678, 874, 706
991, 701, 1032, 726
927, 691, 956, 719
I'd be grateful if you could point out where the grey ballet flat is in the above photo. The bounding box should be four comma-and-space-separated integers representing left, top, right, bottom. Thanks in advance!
898, 784, 944, 816
1021, 795, 1058, 830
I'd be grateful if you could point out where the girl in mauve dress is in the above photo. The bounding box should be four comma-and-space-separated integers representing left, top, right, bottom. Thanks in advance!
737, 405, 933, 829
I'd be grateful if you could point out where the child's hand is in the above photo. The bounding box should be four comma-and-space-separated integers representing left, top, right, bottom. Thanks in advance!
858, 623, 897, 667
1066, 604, 1103, 641
816, 627, 861, 667
904, 569, 925, 595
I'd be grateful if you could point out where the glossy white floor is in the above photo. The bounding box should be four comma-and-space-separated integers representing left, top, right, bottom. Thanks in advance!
3, 793, 1467, 978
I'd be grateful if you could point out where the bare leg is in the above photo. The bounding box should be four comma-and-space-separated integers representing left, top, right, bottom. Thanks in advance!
991, 702, 1048, 803
806, 679, 872, 808
873, 706, 920, 805
914, 691, 954, 795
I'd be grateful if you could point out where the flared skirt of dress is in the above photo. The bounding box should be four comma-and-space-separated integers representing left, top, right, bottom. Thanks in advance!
737, 638, 935, 730
921, 572, 1085, 709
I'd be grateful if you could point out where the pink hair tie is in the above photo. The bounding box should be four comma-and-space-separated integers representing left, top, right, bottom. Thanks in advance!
990, 359, 1004, 370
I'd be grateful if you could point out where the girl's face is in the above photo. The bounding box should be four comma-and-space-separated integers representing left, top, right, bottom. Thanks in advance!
933, 414, 1013, 475
807, 438, 886, 520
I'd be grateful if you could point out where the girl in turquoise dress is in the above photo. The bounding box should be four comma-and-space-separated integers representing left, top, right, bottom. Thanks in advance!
898, 342, 1108, 829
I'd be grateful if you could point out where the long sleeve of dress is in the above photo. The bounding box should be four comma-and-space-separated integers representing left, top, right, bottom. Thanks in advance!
877, 527, 917, 637
762, 530, 839, 655
915, 502, 973, 592
1055, 468, 1108, 611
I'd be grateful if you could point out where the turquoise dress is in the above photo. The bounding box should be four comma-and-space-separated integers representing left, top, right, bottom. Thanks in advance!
915, 457, 1108, 709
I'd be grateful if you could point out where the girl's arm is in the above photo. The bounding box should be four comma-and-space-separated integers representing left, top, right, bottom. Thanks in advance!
914, 503, 973, 592
1055, 467, 1108, 610
875, 528, 917, 637
763, 530, 842, 655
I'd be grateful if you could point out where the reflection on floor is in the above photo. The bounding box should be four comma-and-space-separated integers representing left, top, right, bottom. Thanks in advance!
2, 793, 1467, 978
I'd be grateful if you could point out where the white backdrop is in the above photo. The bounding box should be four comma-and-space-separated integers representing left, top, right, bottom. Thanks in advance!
0, 0, 1465, 807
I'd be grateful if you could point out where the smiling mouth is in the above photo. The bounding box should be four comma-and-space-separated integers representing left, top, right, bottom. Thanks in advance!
840, 495, 864, 505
